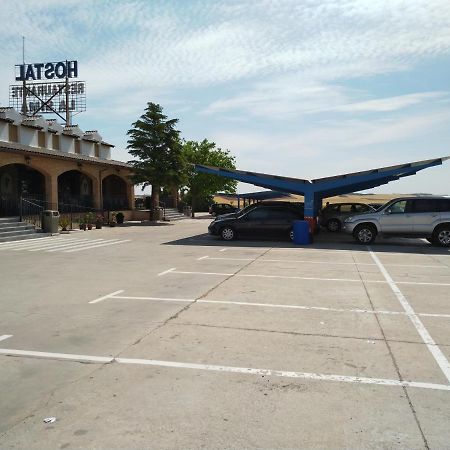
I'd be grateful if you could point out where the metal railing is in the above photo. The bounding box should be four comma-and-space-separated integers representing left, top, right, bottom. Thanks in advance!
20, 197, 44, 229
16, 197, 133, 230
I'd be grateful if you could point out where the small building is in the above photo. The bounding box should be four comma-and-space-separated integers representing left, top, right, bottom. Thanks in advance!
0, 107, 134, 217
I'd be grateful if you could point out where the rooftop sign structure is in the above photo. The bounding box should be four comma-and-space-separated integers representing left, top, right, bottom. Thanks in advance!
9, 60, 86, 125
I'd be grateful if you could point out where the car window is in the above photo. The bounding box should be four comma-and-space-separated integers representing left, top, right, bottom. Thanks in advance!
411, 199, 438, 213
388, 200, 413, 214
246, 209, 268, 220
265, 208, 299, 220
437, 199, 450, 212
340, 204, 352, 213
351, 204, 368, 213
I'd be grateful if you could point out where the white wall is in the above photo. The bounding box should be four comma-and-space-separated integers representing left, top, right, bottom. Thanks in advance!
0, 122, 8, 141
19, 127, 38, 147
99, 144, 111, 159
81, 141, 94, 157
60, 135, 75, 153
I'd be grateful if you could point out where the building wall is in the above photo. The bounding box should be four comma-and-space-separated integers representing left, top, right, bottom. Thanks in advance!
60, 134, 76, 153
81, 140, 95, 157
99, 144, 111, 159
0, 122, 8, 141
19, 127, 38, 147
0, 149, 134, 211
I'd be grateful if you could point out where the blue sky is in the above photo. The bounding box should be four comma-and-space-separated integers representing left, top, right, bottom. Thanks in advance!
1, 0, 449, 194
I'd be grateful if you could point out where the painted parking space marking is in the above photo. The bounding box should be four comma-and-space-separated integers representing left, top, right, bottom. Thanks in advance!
369, 247, 450, 383
0, 335, 13, 342
0, 346, 449, 391
0, 237, 74, 250
89, 290, 125, 304
64, 239, 130, 252
0, 348, 113, 363
0, 237, 130, 253
158, 267, 176, 276
198, 255, 446, 268
159, 268, 450, 286
0, 236, 55, 247
89, 291, 450, 319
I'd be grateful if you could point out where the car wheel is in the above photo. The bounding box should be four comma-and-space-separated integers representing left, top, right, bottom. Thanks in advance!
220, 226, 236, 241
432, 224, 450, 247
353, 224, 377, 245
327, 219, 341, 232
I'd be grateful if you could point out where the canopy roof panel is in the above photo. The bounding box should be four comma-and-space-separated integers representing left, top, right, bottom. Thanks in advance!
195, 156, 449, 198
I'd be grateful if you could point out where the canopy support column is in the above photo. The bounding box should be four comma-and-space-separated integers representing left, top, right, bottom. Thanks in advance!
303, 190, 318, 233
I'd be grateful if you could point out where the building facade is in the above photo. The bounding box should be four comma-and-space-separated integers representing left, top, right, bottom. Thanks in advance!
0, 107, 134, 217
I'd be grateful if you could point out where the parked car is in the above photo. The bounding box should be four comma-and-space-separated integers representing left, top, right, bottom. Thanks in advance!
208, 202, 304, 241
368, 203, 385, 210
209, 203, 239, 216
319, 203, 376, 232
343, 196, 450, 246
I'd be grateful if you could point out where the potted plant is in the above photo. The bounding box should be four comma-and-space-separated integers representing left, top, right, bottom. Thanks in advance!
86, 212, 94, 230
95, 214, 103, 229
109, 212, 117, 227
116, 212, 124, 224
59, 217, 70, 232
79, 216, 86, 231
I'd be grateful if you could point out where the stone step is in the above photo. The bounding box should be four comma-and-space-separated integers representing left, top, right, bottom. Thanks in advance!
0, 216, 20, 223
163, 209, 187, 221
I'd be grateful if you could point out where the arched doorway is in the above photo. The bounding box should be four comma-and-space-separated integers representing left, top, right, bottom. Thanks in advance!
0, 164, 46, 217
102, 174, 129, 210
58, 170, 93, 211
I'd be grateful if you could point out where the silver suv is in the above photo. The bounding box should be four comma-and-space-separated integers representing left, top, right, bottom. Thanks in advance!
343, 196, 450, 246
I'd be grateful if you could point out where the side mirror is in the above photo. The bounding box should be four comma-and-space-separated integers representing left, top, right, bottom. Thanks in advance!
385, 209, 392, 215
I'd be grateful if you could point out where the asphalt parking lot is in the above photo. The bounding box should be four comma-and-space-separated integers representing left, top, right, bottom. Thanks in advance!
1, 217, 450, 449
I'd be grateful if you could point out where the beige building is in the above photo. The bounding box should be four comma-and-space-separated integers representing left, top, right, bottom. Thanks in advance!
0, 107, 134, 218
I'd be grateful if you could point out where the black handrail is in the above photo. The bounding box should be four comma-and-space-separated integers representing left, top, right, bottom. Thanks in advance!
20, 197, 44, 229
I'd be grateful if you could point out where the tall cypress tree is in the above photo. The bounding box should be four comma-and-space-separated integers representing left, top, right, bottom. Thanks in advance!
127, 103, 184, 209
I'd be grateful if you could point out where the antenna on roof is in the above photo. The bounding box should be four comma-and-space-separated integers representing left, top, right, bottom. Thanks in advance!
21, 36, 27, 116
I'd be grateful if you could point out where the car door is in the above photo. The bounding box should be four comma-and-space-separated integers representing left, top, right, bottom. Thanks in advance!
410, 199, 440, 233
261, 207, 300, 238
236, 208, 269, 238
379, 199, 414, 234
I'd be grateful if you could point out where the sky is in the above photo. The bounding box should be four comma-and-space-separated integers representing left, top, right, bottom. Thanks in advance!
0, 0, 449, 195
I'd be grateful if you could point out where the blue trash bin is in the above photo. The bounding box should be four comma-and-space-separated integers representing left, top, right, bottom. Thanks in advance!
293, 220, 310, 245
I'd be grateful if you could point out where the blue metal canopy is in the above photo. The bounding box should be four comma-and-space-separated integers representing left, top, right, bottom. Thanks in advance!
195, 156, 449, 218
218, 190, 292, 201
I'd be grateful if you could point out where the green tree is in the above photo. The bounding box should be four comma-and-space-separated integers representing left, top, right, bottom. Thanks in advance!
127, 103, 184, 209
182, 139, 237, 217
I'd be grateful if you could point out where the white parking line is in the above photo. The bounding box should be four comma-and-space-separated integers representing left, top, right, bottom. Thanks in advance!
90, 291, 450, 319
199, 256, 446, 268
0, 346, 449, 391
0, 335, 13, 342
65, 239, 130, 252
165, 269, 450, 286
115, 295, 194, 303
158, 268, 176, 276
89, 290, 125, 304
0, 348, 112, 363
369, 248, 450, 383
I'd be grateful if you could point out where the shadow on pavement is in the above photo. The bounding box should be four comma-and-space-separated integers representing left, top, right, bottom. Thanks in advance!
163, 231, 450, 256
